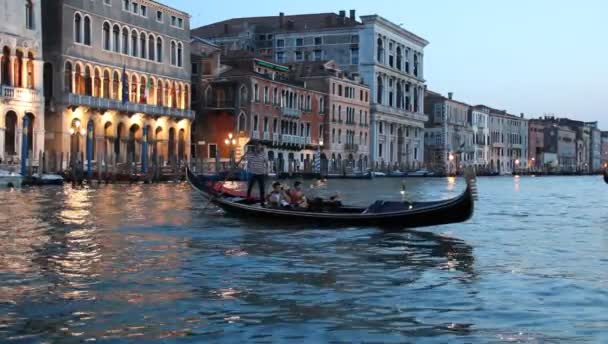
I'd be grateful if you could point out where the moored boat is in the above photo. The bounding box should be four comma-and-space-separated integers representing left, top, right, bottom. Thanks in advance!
186, 167, 477, 229
0, 170, 23, 188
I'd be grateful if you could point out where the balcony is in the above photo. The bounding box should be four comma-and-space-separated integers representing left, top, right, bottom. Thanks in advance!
344, 143, 359, 153
62, 94, 195, 120
205, 100, 236, 110
263, 132, 270, 141
1, 85, 41, 103
281, 107, 302, 117
252, 131, 260, 140
371, 103, 428, 123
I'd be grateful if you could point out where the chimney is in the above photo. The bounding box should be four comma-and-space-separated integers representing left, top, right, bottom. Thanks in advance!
350, 10, 356, 21
339, 10, 346, 17
448, 92, 453, 100
520, 113, 524, 118
279, 12, 285, 28
223, 23, 229, 34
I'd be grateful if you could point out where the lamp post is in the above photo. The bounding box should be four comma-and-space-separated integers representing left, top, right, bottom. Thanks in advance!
224, 133, 237, 170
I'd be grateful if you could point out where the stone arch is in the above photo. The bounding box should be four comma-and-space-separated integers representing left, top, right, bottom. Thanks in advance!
1, 46, 10, 86
178, 128, 186, 161
4, 111, 18, 157
93, 66, 102, 97
237, 112, 247, 133
102, 68, 111, 98
168, 127, 176, 162
157, 78, 164, 106
115, 122, 125, 161
127, 123, 141, 162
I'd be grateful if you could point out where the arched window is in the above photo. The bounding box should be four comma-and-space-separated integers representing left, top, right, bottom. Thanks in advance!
64, 61, 73, 92
171, 81, 177, 107
84, 16, 91, 45
26, 52, 34, 89
376, 75, 383, 104
84, 66, 92, 96
93, 68, 101, 96
170, 41, 176, 66
157, 79, 163, 106
156, 37, 163, 63
148, 34, 155, 61
130, 74, 137, 102
74, 13, 82, 43
25, 0, 34, 29
396, 47, 402, 71
140, 32, 146, 58
376, 37, 384, 63
184, 85, 189, 109
103, 22, 111, 50
103, 70, 110, 98
131, 30, 138, 57
177, 42, 183, 67
139, 76, 146, 103
112, 25, 120, 52
121, 27, 129, 54
1, 47, 10, 86
74, 63, 83, 94
112, 70, 120, 100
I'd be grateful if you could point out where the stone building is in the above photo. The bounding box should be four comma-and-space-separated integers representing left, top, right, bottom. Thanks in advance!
192, 10, 428, 168
191, 46, 325, 173
483, 106, 528, 175
42, 0, 193, 167
470, 106, 490, 170
0, 0, 44, 165
602, 131, 608, 168
288, 60, 370, 170
424, 91, 473, 174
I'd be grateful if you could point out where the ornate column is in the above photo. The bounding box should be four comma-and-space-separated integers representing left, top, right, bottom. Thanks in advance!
21, 55, 28, 89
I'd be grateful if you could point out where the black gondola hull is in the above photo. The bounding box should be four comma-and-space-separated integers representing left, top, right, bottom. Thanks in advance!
186, 167, 475, 229
604, 169, 608, 184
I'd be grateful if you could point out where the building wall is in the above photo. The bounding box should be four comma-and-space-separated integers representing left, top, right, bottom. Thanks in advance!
359, 15, 427, 168
0, 0, 45, 164
42, 0, 193, 164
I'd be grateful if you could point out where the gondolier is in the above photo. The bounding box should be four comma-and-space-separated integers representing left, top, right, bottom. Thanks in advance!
244, 142, 269, 203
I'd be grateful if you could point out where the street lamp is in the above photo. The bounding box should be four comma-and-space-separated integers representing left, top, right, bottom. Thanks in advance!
225, 133, 237, 169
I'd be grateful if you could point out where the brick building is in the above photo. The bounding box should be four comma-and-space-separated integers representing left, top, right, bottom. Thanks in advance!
288, 60, 370, 171
191, 45, 325, 173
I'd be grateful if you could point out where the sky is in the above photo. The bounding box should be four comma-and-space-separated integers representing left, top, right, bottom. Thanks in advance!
165, 0, 608, 128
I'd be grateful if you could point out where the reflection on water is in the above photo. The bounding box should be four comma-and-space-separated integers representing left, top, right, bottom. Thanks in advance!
0, 176, 607, 343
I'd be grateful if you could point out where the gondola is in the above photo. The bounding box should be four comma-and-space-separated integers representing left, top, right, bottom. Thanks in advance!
604, 169, 608, 184
186, 167, 477, 228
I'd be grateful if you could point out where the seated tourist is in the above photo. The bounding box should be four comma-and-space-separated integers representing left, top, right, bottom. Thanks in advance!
287, 181, 308, 209
266, 182, 291, 208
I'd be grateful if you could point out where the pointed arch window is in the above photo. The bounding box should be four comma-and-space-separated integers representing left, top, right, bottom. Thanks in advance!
112, 25, 120, 52
140, 32, 146, 58
25, 0, 34, 29
74, 13, 82, 43
103, 22, 111, 50
177, 42, 183, 67
84, 16, 91, 45
131, 30, 138, 57
170, 41, 176, 66
156, 37, 163, 63
121, 27, 129, 54
64, 61, 73, 92
148, 34, 155, 61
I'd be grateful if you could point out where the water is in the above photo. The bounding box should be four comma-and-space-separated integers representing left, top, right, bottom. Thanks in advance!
0, 176, 607, 343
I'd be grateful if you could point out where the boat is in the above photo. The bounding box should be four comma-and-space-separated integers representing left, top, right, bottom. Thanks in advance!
604, 169, 608, 184
408, 169, 436, 177
31, 173, 64, 186
186, 167, 477, 229
0, 170, 23, 188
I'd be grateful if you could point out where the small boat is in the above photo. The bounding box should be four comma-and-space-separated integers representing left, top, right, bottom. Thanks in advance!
325, 172, 373, 180
186, 167, 477, 229
32, 173, 65, 186
0, 170, 23, 188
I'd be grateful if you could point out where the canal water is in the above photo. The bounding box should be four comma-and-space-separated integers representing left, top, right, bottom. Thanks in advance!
0, 176, 607, 343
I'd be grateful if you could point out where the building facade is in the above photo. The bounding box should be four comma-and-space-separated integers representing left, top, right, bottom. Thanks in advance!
192, 11, 429, 169
485, 106, 528, 175
42, 0, 193, 167
423, 91, 473, 174
602, 131, 608, 169
1, 0, 44, 165
470, 106, 490, 170
191, 49, 325, 173
288, 60, 370, 170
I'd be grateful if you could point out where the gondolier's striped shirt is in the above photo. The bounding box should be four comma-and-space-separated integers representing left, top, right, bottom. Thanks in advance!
246, 151, 267, 175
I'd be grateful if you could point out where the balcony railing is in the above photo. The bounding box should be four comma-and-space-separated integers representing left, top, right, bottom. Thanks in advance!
281, 107, 302, 117
263, 132, 270, 140
63, 94, 195, 120
371, 103, 428, 123
1, 85, 41, 103
273, 133, 280, 142
252, 131, 260, 140
344, 143, 359, 152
